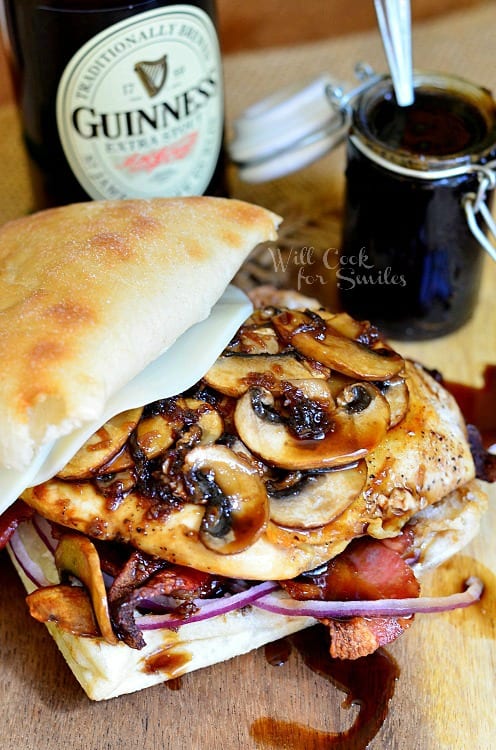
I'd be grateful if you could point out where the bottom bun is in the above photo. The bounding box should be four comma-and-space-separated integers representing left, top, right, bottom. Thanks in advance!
8, 478, 487, 701
32, 589, 314, 701
8, 521, 314, 701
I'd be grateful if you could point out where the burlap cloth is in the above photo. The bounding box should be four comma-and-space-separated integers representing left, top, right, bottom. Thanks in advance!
1, 2, 495, 303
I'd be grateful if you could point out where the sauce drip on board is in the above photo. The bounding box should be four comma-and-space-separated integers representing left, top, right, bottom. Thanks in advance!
166, 677, 183, 691
253, 625, 399, 750
264, 637, 292, 667
445, 365, 496, 448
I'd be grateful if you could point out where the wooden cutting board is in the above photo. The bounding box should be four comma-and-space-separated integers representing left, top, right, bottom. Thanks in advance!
1, 254, 495, 750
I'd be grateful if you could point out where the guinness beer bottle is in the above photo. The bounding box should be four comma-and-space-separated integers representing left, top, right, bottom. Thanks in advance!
4, 1, 225, 208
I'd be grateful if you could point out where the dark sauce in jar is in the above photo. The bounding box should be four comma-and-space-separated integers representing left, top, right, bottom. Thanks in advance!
368, 89, 488, 157
339, 75, 496, 340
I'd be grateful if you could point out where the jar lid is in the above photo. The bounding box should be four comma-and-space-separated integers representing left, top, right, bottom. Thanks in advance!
229, 74, 349, 182
228, 67, 383, 183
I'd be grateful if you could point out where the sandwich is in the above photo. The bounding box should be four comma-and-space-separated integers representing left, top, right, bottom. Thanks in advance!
0, 196, 490, 701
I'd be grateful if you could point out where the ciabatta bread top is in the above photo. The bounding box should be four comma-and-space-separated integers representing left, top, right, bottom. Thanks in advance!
0, 197, 280, 470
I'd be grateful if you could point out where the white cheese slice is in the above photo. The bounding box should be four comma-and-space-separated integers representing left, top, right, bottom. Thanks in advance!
0, 285, 252, 515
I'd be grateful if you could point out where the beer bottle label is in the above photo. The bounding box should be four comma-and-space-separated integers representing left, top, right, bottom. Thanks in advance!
56, 5, 223, 200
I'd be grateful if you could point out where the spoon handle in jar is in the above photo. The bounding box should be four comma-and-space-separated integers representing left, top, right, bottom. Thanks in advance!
374, 0, 414, 107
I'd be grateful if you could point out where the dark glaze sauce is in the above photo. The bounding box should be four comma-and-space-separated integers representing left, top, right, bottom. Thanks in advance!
445, 365, 496, 448
166, 677, 183, 691
339, 139, 486, 340
254, 626, 399, 750
340, 85, 495, 340
143, 648, 191, 676
368, 89, 488, 157
264, 637, 292, 667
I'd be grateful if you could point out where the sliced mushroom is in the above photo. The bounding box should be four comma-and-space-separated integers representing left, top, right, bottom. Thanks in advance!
183, 444, 269, 555
267, 460, 367, 529
26, 585, 100, 637
266, 487, 369, 548
221, 436, 268, 477
94, 469, 137, 505
54, 533, 118, 644
136, 399, 223, 460
234, 383, 390, 470
317, 310, 368, 340
327, 371, 409, 420
203, 352, 326, 397
272, 310, 404, 381
232, 325, 281, 354
135, 414, 177, 459
327, 372, 354, 399
57, 408, 143, 480
191, 400, 225, 444
317, 310, 383, 347
376, 377, 410, 427
98, 444, 134, 473
285, 377, 334, 403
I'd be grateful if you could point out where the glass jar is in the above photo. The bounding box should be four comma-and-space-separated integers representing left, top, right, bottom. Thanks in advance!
3, 0, 225, 209
338, 71, 496, 340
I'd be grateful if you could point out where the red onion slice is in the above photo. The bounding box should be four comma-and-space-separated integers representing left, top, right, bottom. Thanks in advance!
253, 577, 484, 618
31, 514, 58, 554
9, 516, 484, 634
137, 580, 280, 631
8, 529, 52, 588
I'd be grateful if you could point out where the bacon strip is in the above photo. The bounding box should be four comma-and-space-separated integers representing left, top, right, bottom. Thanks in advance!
282, 534, 420, 659
324, 615, 413, 659
467, 424, 496, 483
109, 551, 225, 648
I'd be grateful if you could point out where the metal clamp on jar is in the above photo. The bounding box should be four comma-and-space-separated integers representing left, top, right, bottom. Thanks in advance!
229, 66, 496, 341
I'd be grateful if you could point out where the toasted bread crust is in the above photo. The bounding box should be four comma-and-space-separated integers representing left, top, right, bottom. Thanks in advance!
0, 198, 280, 470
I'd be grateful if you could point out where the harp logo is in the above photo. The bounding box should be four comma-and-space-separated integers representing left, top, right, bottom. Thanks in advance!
134, 55, 168, 98
56, 6, 223, 200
